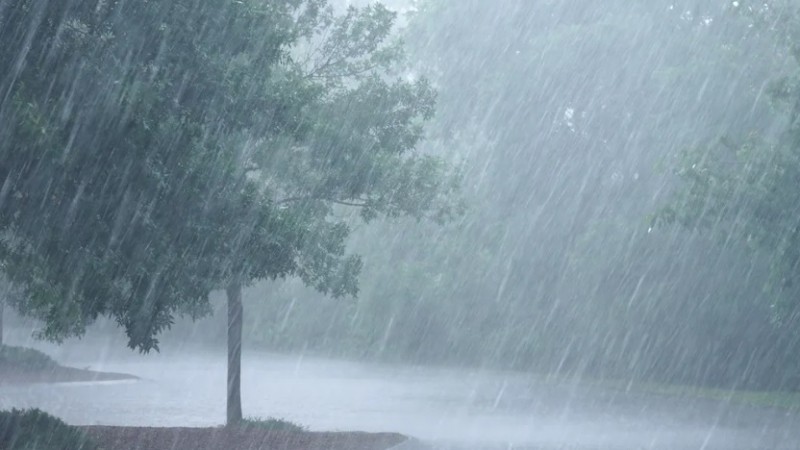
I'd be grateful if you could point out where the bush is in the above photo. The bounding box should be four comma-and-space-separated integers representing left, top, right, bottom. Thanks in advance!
0, 409, 97, 450
0, 346, 57, 371
239, 416, 306, 433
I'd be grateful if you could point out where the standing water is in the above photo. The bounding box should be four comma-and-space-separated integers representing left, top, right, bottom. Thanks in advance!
2, 336, 799, 450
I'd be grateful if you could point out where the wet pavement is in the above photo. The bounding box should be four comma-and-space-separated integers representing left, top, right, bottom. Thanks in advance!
2, 337, 799, 449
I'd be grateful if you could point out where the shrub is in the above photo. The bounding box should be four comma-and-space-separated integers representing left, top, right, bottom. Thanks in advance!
0, 409, 97, 450
0, 346, 57, 371
239, 416, 306, 433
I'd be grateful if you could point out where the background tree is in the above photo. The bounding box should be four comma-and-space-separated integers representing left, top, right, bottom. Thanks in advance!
660, 2, 800, 334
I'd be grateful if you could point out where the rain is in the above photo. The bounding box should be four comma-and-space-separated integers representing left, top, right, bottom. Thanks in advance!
2, 0, 800, 449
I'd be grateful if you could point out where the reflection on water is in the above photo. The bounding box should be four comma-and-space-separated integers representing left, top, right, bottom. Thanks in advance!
1, 340, 799, 450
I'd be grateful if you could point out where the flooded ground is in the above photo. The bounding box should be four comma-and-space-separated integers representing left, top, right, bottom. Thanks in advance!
1, 335, 799, 450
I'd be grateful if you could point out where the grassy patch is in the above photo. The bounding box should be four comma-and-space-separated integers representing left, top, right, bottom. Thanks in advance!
634, 382, 800, 410
238, 416, 306, 433
0, 346, 57, 371
0, 408, 97, 450
586, 377, 800, 410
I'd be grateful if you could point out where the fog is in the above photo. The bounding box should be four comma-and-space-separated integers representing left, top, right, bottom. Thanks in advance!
4, 330, 800, 449
2, 0, 800, 449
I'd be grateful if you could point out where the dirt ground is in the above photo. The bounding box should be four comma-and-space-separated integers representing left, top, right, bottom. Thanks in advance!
82, 426, 407, 450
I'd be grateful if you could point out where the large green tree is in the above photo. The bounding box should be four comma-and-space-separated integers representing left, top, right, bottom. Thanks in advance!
0, 0, 454, 424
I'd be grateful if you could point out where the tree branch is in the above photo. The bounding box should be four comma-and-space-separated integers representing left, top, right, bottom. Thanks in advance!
276, 195, 368, 207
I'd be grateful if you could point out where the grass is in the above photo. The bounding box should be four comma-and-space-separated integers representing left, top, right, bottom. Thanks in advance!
238, 417, 306, 433
0, 345, 57, 371
582, 377, 800, 410
633, 382, 800, 410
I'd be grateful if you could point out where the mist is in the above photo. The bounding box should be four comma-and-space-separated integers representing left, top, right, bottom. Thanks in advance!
2, 0, 800, 449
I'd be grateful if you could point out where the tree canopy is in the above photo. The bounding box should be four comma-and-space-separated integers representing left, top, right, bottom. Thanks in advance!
0, 0, 455, 352
661, 2, 800, 325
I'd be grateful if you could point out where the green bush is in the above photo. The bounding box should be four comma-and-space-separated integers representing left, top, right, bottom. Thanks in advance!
0, 409, 97, 450
0, 346, 57, 371
239, 416, 306, 433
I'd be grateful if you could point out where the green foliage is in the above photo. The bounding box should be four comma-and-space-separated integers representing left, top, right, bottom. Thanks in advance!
0, 0, 312, 350
0, 345, 57, 371
0, 409, 97, 450
0, 0, 455, 351
663, 136, 800, 322
660, 4, 800, 324
238, 416, 306, 433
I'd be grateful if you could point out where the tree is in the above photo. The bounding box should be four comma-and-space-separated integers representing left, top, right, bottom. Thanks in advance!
0, 0, 456, 424
659, 3, 800, 329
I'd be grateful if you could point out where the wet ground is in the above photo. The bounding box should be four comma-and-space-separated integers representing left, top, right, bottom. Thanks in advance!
1, 335, 799, 449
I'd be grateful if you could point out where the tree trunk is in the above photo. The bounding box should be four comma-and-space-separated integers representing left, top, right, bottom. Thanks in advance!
226, 282, 243, 425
